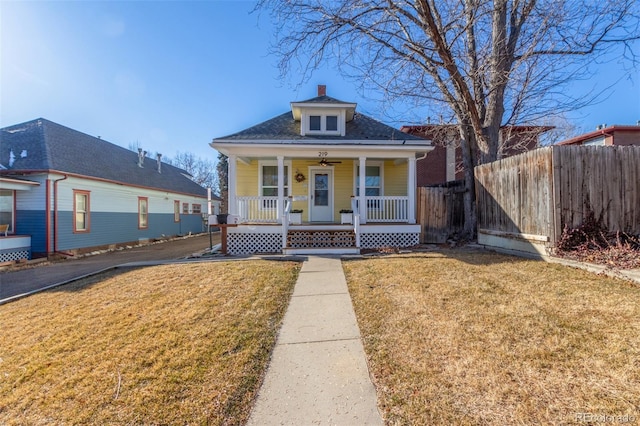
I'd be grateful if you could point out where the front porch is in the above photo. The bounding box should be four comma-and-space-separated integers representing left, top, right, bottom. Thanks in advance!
224, 221, 420, 256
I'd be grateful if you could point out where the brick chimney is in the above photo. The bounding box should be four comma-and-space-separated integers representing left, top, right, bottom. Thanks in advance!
317, 85, 326, 96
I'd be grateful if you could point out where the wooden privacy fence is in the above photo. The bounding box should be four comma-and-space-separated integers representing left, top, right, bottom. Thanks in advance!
417, 181, 465, 243
474, 145, 640, 250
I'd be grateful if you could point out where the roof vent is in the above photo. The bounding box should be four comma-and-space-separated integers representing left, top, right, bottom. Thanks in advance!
137, 148, 147, 168
157, 153, 162, 173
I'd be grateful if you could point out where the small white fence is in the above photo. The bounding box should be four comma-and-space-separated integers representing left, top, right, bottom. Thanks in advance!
364, 196, 409, 223
237, 196, 280, 223
236, 196, 410, 223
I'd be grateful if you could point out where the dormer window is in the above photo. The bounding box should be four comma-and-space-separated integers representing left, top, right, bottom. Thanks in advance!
308, 114, 339, 133
310, 116, 321, 131
326, 116, 338, 131
290, 86, 357, 137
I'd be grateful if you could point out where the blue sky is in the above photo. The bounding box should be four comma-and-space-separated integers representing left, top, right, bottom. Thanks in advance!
2, 1, 639, 161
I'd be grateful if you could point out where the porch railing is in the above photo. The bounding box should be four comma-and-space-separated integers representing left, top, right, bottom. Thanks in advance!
364, 196, 409, 222
237, 196, 279, 223
236, 195, 410, 223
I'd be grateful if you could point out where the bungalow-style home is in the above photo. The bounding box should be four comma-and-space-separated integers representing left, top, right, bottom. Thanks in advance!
401, 124, 552, 186
210, 85, 433, 255
0, 118, 220, 260
557, 123, 640, 146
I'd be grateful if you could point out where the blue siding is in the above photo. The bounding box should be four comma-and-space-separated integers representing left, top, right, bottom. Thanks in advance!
55, 212, 206, 251
15, 210, 47, 253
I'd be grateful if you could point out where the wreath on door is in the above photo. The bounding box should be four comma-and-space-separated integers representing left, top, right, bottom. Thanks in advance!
295, 171, 306, 183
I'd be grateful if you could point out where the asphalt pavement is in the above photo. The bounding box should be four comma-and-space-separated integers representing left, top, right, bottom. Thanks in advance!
0, 233, 220, 303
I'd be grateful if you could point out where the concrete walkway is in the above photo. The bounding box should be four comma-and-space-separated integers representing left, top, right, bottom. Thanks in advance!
248, 256, 383, 425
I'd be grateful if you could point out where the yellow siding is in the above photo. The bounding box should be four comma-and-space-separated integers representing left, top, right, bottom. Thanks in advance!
384, 160, 408, 196
233, 158, 408, 221
333, 161, 355, 216
236, 161, 257, 196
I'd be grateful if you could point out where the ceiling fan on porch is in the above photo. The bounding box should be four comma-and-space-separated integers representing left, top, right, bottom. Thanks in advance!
309, 152, 342, 167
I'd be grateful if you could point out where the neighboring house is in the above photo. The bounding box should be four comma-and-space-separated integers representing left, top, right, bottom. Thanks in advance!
401, 124, 552, 186
0, 118, 220, 260
557, 124, 640, 146
210, 85, 433, 255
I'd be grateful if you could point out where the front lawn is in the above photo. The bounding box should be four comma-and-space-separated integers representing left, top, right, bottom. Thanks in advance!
0, 261, 300, 425
343, 250, 640, 425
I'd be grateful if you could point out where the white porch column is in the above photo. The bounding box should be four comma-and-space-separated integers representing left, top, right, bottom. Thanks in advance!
228, 154, 237, 215
277, 155, 285, 224
408, 156, 416, 224
358, 156, 367, 224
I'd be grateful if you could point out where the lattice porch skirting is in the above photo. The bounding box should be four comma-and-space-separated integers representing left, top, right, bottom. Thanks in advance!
0, 247, 31, 263
287, 230, 355, 248
227, 232, 281, 255
360, 232, 419, 249
226, 227, 419, 255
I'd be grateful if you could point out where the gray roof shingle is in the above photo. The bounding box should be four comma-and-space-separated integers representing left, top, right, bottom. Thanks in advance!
214, 96, 428, 145
0, 118, 211, 198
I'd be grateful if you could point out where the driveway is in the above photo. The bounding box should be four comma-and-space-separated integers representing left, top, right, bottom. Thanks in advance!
0, 233, 220, 303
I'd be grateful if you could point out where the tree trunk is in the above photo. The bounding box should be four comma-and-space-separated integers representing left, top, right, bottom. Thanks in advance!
458, 123, 478, 240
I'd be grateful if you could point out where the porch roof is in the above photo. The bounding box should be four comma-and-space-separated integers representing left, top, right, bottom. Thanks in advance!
0, 176, 40, 191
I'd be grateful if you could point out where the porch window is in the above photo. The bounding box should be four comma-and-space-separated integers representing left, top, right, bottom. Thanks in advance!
192, 204, 202, 214
0, 190, 14, 233
183, 202, 189, 214
259, 161, 291, 209
138, 197, 148, 229
355, 164, 382, 196
73, 190, 90, 233
355, 163, 383, 209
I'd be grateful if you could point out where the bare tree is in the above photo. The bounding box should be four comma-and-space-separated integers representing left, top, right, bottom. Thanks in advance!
165, 151, 218, 190
256, 0, 639, 237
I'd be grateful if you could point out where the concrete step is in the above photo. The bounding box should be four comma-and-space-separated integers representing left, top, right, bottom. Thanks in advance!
282, 247, 360, 255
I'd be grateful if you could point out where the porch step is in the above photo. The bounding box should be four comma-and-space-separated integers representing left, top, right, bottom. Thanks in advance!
283, 247, 360, 255
287, 229, 356, 249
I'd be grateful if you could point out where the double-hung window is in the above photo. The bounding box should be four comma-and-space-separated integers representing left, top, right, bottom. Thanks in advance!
259, 161, 290, 210
138, 197, 148, 229
355, 163, 383, 209
73, 190, 90, 232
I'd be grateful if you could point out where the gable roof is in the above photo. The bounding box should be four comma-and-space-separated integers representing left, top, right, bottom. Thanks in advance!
0, 118, 211, 198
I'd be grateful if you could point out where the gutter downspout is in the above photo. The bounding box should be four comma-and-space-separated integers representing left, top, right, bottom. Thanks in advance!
52, 174, 74, 257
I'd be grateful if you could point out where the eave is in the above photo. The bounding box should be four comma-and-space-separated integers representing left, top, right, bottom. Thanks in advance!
290, 102, 357, 121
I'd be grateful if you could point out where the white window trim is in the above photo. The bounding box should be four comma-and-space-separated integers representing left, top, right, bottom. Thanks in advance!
258, 160, 292, 210
301, 109, 345, 136
353, 160, 384, 196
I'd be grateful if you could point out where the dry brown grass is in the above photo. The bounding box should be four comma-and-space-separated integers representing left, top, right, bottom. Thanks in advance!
343, 250, 640, 425
0, 261, 300, 425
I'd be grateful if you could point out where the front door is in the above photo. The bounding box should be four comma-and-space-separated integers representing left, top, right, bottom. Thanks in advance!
310, 169, 333, 222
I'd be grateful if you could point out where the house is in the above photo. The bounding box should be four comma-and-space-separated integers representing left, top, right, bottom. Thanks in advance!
401, 124, 552, 186
557, 124, 640, 146
0, 118, 220, 260
210, 85, 433, 255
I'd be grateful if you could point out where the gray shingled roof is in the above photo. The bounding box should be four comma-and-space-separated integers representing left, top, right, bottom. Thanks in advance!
214, 96, 428, 145
0, 118, 212, 198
